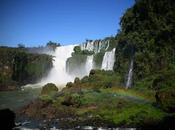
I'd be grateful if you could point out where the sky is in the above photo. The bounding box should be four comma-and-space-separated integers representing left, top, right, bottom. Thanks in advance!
0, 0, 135, 47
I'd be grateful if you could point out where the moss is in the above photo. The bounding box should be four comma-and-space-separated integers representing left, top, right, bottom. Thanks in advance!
41, 83, 58, 95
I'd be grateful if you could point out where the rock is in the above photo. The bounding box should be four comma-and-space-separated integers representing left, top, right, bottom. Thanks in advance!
74, 77, 80, 84
81, 76, 89, 83
89, 69, 95, 76
41, 83, 58, 95
0, 109, 16, 130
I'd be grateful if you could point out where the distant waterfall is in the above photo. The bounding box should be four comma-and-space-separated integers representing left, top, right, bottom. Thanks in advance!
126, 58, 134, 88
81, 40, 109, 53
101, 48, 116, 70
41, 45, 76, 85
85, 55, 94, 74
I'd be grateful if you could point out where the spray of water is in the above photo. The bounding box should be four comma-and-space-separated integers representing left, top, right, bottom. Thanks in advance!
40, 45, 76, 86
101, 48, 116, 70
24, 43, 116, 89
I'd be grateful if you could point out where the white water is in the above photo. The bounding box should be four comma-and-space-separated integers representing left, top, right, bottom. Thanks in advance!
40, 45, 75, 86
81, 40, 109, 53
126, 58, 134, 88
85, 55, 94, 74
24, 42, 116, 88
101, 48, 116, 70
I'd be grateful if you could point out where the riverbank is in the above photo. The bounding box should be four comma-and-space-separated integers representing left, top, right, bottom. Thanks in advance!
17, 86, 174, 129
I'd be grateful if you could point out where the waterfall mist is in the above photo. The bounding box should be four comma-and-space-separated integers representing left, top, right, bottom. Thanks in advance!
40, 45, 76, 86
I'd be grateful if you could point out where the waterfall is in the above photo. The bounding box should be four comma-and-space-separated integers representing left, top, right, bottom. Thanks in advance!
81, 40, 109, 53
101, 48, 116, 70
85, 55, 94, 74
126, 58, 134, 88
41, 45, 76, 86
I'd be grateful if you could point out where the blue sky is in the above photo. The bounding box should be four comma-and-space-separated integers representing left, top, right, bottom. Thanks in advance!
0, 0, 135, 47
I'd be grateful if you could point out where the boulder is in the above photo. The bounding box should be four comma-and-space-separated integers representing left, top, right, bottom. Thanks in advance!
41, 83, 58, 95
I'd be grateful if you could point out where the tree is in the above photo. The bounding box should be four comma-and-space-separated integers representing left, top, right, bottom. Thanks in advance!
46, 41, 61, 51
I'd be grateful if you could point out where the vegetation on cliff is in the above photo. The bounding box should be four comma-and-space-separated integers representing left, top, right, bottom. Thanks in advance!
0, 47, 53, 90
114, 0, 175, 84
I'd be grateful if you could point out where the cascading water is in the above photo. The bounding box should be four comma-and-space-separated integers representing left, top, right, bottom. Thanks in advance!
41, 45, 76, 86
85, 55, 94, 74
126, 58, 134, 88
81, 40, 109, 53
101, 48, 116, 70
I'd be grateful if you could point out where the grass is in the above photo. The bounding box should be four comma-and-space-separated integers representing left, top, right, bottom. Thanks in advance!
50, 86, 167, 127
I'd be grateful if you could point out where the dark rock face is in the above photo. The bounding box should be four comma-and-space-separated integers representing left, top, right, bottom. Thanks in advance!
0, 109, 16, 130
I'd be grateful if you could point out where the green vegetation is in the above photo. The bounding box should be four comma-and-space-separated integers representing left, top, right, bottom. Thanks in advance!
3, 0, 175, 128
33, 71, 167, 127
66, 55, 87, 77
41, 83, 58, 95
114, 0, 175, 83
93, 52, 105, 69
71, 46, 94, 56
0, 47, 53, 90
46, 41, 61, 51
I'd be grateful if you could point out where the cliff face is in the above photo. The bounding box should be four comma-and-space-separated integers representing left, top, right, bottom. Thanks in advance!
0, 47, 53, 90
66, 38, 117, 78
114, 0, 175, 86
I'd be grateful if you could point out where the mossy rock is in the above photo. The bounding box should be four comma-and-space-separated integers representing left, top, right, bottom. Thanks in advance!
74, 77, 80, 84
89, 69, 96, 76
41, 83, 58, 95
81, 76, 89, 83
66, 82, 74, 88
155, 88, 175, 113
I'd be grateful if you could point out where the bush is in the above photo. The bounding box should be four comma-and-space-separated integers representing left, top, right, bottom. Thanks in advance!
81, 76, 89, 83
89, 69, 96, 76
66, 82, 74, 88
41, 83, 58, 95
74, 77, 80, 84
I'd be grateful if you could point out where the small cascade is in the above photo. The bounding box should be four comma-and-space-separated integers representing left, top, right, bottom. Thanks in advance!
126, 58, 134, 88
40, 45, 76, 86
85, 55, 94, 74
101, 48, 116, 70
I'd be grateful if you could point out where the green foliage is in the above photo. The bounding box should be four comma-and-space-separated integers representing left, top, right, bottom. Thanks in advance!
0, 47, 53, 88
66, 55, 87, 77
73, 46, 81, 54
66, 70, 122, 90
46, 41, 60, 51
114, 0, 175, 85
93, 52, 105, 69
41, 83, 58, 95
105, 37, 117, 51
72, 46, 94, 56
74, 77, 80, 84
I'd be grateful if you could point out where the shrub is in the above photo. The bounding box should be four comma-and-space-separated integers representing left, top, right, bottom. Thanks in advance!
74, 77, 80, 84
66, 82, 74, 88
41, 83, 58, 95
